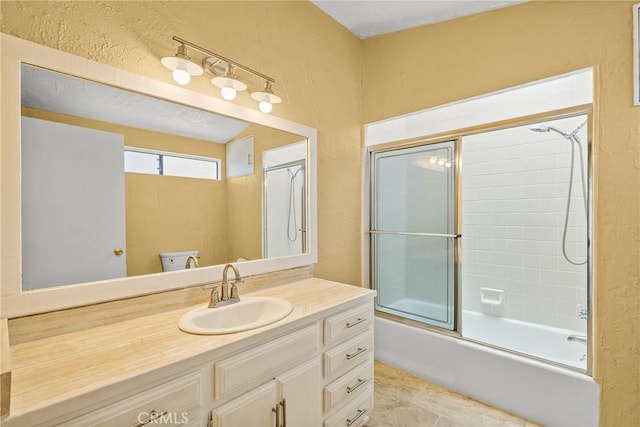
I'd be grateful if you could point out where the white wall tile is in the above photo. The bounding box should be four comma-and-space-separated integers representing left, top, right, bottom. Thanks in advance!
462, 115, 589, 332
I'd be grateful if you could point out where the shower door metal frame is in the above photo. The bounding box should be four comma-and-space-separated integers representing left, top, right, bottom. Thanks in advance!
369, 138, 463, 332
262, 160, 307, 258
366, 103, 595, 374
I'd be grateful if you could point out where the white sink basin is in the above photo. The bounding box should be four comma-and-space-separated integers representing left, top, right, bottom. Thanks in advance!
178, 296, 294, 335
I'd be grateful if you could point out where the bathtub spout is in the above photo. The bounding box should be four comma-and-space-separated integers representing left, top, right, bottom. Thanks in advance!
567, 335, 587, 344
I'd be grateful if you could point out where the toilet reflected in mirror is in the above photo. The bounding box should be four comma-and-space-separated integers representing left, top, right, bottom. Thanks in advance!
160, 250, 200, 272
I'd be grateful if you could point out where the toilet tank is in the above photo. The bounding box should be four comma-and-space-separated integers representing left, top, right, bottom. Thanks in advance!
159, 250, 199, 272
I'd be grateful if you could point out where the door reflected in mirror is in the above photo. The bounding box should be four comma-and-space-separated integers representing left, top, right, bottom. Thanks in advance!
20, 64, 308, 290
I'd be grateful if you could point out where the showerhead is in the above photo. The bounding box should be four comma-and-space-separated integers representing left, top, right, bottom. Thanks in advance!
529, 124, 550, 133
529, 123, 571, 139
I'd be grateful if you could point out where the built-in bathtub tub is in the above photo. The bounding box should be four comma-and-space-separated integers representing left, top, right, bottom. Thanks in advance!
462, 310, 587, 370
375, 312, 600, 426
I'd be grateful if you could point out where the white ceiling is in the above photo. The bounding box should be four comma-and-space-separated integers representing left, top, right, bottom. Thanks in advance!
311, 0, 527, 39
21, 65, 250, 144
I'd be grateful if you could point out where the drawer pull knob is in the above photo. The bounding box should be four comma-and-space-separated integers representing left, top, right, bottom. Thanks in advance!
346, 318, 366, 328
346, 347, 367, 360
346, 408, 368, 426
346, 378, 368, 394
130, 410, 168, 427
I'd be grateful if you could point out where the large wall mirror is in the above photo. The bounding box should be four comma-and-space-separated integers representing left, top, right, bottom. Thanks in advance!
1, 34, 317, 317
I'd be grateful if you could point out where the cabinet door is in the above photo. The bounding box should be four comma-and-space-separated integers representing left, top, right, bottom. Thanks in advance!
277, 357, 322, 427
226, 136, 254, 178
212, 381, 277, 427
59, 372, 201, 427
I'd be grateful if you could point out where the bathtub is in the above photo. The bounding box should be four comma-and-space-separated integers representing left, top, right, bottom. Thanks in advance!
462, 311, 587, 370
375, 313, 600, 426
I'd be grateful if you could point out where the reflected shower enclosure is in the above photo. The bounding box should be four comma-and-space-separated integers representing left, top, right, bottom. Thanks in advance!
263, 142, 306, 258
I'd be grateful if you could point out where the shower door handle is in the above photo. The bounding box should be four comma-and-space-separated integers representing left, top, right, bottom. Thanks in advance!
370, 230, 461, 239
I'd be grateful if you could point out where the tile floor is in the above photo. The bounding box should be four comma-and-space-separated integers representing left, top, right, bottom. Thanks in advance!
368, 361, 540, 427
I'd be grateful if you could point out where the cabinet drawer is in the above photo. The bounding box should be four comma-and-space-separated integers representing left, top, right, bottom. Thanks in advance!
324, 303, 373, 346
323, 386, 373, 427
60, 372, 201, 427
214, 324, 320, 399
324, 356, 374, 413
324, 332, 373, 380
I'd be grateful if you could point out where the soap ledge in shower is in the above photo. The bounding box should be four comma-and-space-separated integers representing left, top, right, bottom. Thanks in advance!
480, 287, 505, 306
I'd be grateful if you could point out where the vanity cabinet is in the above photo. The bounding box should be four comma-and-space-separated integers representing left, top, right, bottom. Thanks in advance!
58, 372, 203, 427
211, 358, 322, 427
210, 323, 322, 427
321, 302, 375, 427
4, 281, 375, 427
208, 301, 374, 427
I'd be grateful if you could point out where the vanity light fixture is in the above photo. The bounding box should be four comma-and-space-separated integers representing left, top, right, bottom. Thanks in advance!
251, 80, 282, 114
160, 44, 204, 86
162, 36, 281, 113
211, 65, 247, 101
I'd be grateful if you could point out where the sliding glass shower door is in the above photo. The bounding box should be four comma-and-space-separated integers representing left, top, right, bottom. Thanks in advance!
371, 141, 457, 330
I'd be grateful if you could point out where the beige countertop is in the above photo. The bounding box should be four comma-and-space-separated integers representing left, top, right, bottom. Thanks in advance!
7, 278, 375, 422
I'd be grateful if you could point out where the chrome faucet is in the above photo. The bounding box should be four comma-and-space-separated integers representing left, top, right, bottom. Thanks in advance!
185, 255, 199, 269
577, 305, 588, 320
208, 263, 241, 308
567, 335, 587, 344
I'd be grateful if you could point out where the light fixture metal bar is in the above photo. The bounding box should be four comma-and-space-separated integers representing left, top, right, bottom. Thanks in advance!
172, 36, 275, 83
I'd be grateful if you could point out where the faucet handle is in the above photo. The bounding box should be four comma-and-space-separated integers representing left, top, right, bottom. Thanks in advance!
230, 285, 239, 300
208, 288, 220, 308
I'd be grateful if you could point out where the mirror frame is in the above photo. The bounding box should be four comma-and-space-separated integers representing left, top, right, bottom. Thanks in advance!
1, 34, 318, 317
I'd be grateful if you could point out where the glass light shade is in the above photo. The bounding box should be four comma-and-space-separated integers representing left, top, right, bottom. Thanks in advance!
251, 91, 282, 105
251, 82, 281, 114
160, 50, 203, 86
211, 75, 247, 92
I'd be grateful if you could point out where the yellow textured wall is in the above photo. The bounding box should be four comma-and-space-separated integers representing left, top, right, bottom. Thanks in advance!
362, 1, 640, 425
0, 0, 364, 285
21, 108, 229, 275
5, 0, 638, 424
